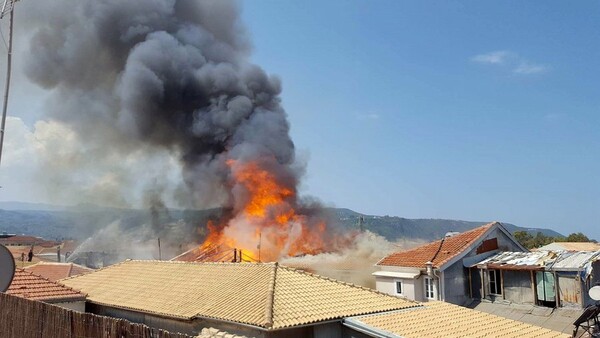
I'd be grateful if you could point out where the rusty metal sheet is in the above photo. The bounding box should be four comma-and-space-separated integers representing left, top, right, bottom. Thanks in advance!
558, 275, 581, 306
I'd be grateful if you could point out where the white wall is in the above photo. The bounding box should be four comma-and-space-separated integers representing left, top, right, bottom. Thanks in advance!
375, 277, 417, 301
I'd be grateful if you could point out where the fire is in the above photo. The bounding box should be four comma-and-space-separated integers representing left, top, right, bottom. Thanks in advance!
198, 157, 329, 262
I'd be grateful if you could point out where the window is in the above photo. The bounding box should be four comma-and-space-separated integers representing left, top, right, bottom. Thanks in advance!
395, 281, 403, 295
424, 277, 435, 299
488, 269, 502, 295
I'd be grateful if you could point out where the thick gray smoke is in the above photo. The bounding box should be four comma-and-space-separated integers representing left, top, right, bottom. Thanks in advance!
21, 0, 297, 210
17, 0, 338, 260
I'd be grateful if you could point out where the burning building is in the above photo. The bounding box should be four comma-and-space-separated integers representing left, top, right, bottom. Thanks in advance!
20, 0, 347, 261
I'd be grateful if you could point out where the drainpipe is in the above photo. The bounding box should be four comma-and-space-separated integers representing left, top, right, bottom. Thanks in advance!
426, 261, 442, 301
434, 268, 442, 301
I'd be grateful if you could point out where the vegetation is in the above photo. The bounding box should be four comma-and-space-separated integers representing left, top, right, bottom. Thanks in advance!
0, 202, 567, 244
514, 231, 596, 249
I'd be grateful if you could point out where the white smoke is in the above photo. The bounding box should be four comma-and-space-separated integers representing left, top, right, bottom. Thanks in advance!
281, 231, 425, 288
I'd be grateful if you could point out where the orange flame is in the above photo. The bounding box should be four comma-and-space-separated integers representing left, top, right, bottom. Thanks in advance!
198, 158, 328, 262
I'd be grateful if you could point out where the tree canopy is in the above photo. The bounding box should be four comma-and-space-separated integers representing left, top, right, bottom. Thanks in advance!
514, 231, 596, 249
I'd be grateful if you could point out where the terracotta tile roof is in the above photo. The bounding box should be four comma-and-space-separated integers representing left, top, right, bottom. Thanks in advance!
24, 262, 94, 281
377, 222, 497, 269
348, 301, 569, 338
60, 260, 419, 329
6, 269, 86, 303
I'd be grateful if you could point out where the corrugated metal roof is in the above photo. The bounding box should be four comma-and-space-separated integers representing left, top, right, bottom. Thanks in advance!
550, 251, 600, 270
474, 251, 556, 268
473, 250, 600, 272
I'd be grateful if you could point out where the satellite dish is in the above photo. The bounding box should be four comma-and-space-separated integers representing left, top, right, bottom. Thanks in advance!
590, 286, 600, 301
0, 243, 15, 292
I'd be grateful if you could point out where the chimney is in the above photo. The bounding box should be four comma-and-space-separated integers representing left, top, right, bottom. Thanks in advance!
426, 261, 433, 277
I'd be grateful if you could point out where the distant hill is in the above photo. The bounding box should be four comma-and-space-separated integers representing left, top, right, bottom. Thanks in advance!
330, 208, 564, 241
0, 201, 67, 211
0, 202, 563, 242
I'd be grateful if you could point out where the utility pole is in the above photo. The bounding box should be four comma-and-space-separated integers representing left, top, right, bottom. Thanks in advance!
257, 231, 261, 263
157, 238, 162, 260
0, 0, 19, 167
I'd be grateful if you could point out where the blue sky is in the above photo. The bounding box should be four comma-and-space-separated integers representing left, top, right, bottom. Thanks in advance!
240, 1, 600, 238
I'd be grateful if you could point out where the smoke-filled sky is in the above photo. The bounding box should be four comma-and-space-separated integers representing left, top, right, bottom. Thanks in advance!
0, 1, 599, 239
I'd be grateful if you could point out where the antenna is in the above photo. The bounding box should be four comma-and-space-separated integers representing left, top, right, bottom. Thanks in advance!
257, 231, 261, 263
0, 0, 19, 167
0, 243, 15, 292
157, 238, 162, 260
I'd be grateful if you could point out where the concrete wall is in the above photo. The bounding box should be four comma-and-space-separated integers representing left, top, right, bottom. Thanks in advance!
502, 270, 535, 304
53, 301, 85, 313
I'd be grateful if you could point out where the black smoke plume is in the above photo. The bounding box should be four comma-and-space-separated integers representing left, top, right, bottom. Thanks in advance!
22, 0, 296, 209
18, 0, 342, 260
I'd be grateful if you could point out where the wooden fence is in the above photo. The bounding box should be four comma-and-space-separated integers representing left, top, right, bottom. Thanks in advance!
0, 293, 193, 338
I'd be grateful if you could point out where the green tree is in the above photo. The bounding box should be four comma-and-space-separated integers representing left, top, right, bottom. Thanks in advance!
514, 230, 595, 249
564, 232, 591, 242
514, 231, 534, 248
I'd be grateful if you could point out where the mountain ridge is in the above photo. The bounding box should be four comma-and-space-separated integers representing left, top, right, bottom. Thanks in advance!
0, 201, 564, 242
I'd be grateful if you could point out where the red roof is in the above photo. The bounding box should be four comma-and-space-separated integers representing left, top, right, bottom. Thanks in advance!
0, 235, 58, 247
377, 222, 497, 269
24, 262, 94, 282
6, 269, 86, 303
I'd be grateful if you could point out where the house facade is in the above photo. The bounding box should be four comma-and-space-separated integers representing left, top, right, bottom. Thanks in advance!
471, 250, 600, 309
374, 222, 527, 305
